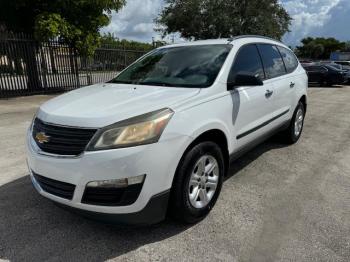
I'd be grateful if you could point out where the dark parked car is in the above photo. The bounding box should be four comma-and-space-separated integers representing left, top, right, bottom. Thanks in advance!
327, 63, 350, 71
304, 65, 346, 86
335, 61, 350, 67
328, 64, 350, 83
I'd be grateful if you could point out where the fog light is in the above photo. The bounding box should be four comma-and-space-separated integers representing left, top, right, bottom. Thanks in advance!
86, 174, 145, 188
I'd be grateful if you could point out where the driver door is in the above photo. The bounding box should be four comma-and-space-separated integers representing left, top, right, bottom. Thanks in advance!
228, 44, 276, 150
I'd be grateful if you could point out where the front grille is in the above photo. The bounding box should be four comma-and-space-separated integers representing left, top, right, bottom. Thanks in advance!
33, 172, 76, 200
32, 118, 96, 156
82, 183, 144, 206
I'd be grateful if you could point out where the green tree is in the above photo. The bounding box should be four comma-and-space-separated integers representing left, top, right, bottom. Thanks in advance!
100, 33, 153, 51
1, 0, 126, 55
296, 37, 345, 59
0, 0, 126, 89
156, 0, 291, 40
343, 41, 350, 52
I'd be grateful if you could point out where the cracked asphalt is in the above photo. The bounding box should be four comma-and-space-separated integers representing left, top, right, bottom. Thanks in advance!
0, 86, 349, 262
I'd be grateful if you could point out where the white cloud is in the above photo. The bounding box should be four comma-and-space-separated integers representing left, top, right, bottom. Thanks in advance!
100, 0, 164, 42
132, 23, 154, 34
282, 0, 349, 46
101, 0, 350, 46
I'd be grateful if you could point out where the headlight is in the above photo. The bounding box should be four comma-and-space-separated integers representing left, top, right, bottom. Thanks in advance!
87, 108, 174, 151
30, 109, 39, 132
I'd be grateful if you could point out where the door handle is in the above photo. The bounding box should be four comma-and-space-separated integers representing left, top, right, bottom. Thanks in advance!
290, 82, 295, 88
265, 89, 273, 98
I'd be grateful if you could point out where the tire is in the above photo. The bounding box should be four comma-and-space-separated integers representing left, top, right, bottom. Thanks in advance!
320, 80, 331, 87
282, 102, 305, 144
169, 141, 225, 224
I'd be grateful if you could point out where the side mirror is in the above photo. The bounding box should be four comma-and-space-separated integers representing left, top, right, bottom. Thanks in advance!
227, 72, 264, 90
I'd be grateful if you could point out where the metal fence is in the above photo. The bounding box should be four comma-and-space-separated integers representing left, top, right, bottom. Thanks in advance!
0, 33, 147, 99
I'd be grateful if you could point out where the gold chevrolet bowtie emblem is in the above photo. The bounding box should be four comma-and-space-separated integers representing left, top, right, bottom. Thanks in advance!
35, 132, 50, 144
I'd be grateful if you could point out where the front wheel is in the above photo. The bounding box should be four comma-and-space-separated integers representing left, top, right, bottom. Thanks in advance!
169, 141, 225, 224
282, 102, 305, 144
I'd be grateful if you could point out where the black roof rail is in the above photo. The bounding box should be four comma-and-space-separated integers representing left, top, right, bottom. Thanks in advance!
227, 35, 283, 44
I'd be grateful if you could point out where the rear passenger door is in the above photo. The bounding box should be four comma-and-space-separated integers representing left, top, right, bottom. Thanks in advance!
228, 44, 276, 149
257, 44, 291, 128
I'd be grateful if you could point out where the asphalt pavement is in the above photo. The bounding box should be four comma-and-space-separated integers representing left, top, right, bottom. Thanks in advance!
0, 86, 349, 262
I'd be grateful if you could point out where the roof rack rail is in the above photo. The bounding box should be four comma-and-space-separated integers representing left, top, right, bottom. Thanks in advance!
227, 35, 283, 44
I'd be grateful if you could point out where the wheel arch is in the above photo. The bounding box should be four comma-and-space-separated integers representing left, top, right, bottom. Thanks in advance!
299, 95, 307, 112
174, 129, 230, 182
167, 128, 230, 222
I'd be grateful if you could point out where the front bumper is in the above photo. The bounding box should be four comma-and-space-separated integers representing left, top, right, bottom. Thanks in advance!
26, 129, 192, 223
55, 189, 170, 225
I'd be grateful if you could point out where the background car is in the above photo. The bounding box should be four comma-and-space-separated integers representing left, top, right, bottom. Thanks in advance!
334, 61, 350, 67
327, 63, 350, 83
304, 64, 346, 86
300, 60, 315, 67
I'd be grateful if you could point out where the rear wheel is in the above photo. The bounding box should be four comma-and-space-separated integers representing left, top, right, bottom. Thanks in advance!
169, 141, 224, 224
281, 102, 305, 144
320, 80, 332, 87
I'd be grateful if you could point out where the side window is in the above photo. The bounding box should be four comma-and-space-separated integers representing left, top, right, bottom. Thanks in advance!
277, 46, 299, 73
228, 44, 265, 82
307, 66, 327, 73
258, 44, 286, 79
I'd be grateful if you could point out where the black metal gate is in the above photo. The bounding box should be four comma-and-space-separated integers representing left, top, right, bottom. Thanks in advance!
0, 33, 146, 99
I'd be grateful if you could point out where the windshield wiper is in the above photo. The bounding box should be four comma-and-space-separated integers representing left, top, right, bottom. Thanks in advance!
138, 81, 177, 87
108, 79, 133, 84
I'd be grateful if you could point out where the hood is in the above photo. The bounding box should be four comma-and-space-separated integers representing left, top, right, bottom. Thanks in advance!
38, 83, 200, 128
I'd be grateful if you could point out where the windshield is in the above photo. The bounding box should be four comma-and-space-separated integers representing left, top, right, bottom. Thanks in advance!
109, 44, 232, 88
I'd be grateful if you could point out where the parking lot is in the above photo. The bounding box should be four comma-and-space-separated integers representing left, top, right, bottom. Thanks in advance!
0, 86, 349, 261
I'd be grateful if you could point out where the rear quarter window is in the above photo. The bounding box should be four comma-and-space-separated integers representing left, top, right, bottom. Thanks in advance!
277, 46, 299, 73
257, 44, 286, 79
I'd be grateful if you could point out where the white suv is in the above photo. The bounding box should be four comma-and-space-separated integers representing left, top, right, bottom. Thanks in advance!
26, 36, 307, 224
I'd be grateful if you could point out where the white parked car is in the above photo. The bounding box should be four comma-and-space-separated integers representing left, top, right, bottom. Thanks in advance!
26, 36, 308, 224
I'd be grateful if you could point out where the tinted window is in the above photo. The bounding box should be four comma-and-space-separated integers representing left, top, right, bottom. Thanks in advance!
306, 66, 327, 72
110, 44, 232, 88
277, 46, 298, 73
329, 64, 342, 70
336, 61, 350, 66
325, 65, 344, 73
258, 44, 286, 79
228, 44, 265, 82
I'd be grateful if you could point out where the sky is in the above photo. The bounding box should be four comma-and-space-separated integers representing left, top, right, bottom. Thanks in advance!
101, 0, 350, 46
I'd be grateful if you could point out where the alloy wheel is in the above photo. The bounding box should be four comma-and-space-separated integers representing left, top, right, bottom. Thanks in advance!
294, 108, 304, 137
188, 155, 219, 209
